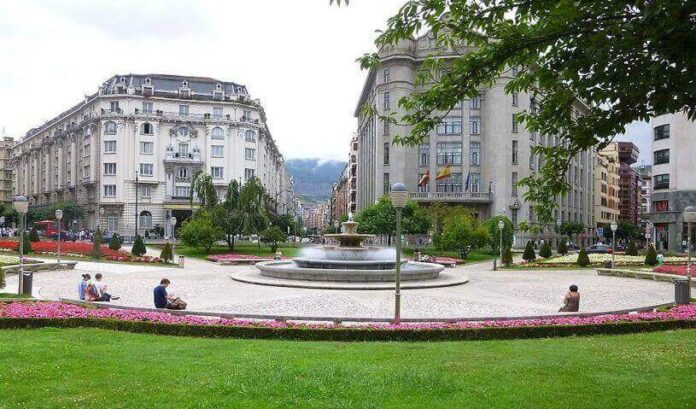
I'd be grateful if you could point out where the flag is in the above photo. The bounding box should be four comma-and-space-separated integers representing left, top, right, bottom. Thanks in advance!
436, 163, 451, 180
418, 171, 430, 187
464, 172, 471, 192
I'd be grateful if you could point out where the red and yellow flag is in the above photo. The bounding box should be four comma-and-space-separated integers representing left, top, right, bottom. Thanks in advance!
436, 163, 451, 180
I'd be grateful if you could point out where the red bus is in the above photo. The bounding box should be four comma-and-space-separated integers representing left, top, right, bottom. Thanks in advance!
33, 220, 64, 237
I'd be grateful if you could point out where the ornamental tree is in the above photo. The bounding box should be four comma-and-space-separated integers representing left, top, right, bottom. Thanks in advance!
539, 241, 552, 259
577, 246, 591, 267
438, 213, 489, 259
179, 210, 225, 254
91, 228, 103, 259
482, 216, 513, 255
160, 242, 174, 263
522, 241, 536, 262
557, 239, 568, 256
131, 234, 146, 257
261, 225, 287, 253
645, 244, 658, 266
501, 247, 513, 267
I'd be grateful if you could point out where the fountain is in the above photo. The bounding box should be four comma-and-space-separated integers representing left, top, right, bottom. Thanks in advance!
256, 217, 445, 282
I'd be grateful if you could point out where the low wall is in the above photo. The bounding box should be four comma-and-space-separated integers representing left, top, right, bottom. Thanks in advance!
1, 262, 77, 274
596, 268, 696, 287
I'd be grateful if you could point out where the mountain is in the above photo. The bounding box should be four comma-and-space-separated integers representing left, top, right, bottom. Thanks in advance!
286, 158, 347, 202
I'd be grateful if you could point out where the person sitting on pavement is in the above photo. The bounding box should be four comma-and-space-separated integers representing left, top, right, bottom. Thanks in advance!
559, 284, 580, 312
92, 273, 119, 302
153, 278, 186, 310
77, 273, 91, 300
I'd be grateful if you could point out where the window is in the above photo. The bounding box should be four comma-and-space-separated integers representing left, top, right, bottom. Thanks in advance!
383, 91, 390, 110
139, 163, 153, 176
383, 142, 390, 165
654, 124, 670, 141
436, 142, 462, 165
529, 151, 535, 170
177, 168, 190, 180
103, 163, 116, 175
419, 144, 430, 166
383, 69, 390, 82
437, 117, 462, 135
469, 116, 480, 135
110, 101, 119, 112
213, 107, 223, 118
654, 174, 670, 190
178, 143, 189, 158
140, 141, 154, 154
245, 148, 255, 160
107, 217, 119, 233
242, 110, 252, 121
512, 140, 518, 164
512, 92, 519, 107
469, 95, 481, 109
142, 102, 153, 114
512, 172, 518, 197
245, 130, 256, 142
175, 186, 190, 198
245, 168, 255, 180
654, 200, 669, 212
211, 145, 224, 157
469, 173, 481, 193
178, 127, 189, 137
141, 122, 153, 135
104, 121, 117, 135
383, 119, 390, 136
211, 167, 224, 179
179, 105, 189, 116
383, 173, 390, 194
139, 211, 153, 229
654, 149, 670, 165
104, 140, 117, 153
511, 209, 518, 228
470, 141, 481, 166
103, 185, 116, 197
139, 185, 151, 198
436, 173, 463, 192
211, 127, 225, 140
512, 115, 519, 133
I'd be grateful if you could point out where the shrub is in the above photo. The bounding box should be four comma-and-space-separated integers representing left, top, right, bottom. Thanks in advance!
160, 242, 174, 263
577, 246, 590, 267
522, 241, 536, 262
260, 226, 287, 253
91, 228, 103, 259
28, 227, 40, 243
625, 240, 638, 256
22, 232, 32, 254
501, 247, 513, 267
179, 211, 225, 254
645, 244, 658, 266
539, 242, 552, 258
132, 234, 147, 257
557, 239, 568, 256
0, 268, 4, 289
108, 234, 121, 251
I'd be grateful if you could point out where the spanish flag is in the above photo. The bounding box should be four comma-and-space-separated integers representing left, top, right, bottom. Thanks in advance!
436, 163, 451, 180
418, 171, 430, 187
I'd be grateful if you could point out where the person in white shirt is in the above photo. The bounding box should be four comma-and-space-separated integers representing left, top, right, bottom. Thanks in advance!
92, 273, 119, 302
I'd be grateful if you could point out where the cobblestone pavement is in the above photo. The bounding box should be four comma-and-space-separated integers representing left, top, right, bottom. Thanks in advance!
6, 248, 675, 319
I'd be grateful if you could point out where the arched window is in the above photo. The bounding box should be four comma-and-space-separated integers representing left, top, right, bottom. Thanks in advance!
245, 129, 255, 142
139, 211, 153, 229
141, 122, 153, 135
104, 121, 117, 135
211, 127, 224, 140
179, 127, 189, 137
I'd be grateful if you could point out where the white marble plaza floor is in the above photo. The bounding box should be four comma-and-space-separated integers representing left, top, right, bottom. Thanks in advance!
5, 247, 675, 320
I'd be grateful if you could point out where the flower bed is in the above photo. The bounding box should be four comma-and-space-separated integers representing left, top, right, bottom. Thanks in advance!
1, 302, 695, 342
653, 265, 696, 276
534, 254, 688, 267
105, 255, 163, 263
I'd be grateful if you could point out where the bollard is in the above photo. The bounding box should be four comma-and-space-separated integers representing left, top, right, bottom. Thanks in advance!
178, 255, 185, 268
493, 259, 497, 271
674, 278, 690, 305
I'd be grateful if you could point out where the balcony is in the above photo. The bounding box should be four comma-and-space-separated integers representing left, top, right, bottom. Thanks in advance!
410, 191, 493, 203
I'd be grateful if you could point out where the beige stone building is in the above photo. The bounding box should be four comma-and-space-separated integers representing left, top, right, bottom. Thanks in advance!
0, 137, 14, 206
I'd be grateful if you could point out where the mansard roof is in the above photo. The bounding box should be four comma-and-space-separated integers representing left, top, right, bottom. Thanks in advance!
103, 73, 249, 97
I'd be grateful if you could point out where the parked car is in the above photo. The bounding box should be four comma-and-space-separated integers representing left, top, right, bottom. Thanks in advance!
48, 231, 78, 241
586, 244, 613, 254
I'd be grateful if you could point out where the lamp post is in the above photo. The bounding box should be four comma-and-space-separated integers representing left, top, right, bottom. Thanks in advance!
170, 216, 177, 255
610, 220, 618, 268
13, 196, 28, 295
683, 206, 696, 290
498, 220, 505, 262
134, 171, 139, 240
390, 183, 409, 325
99, 207, 105, 231
55, 209, 63, 263
556, 220, 562, 248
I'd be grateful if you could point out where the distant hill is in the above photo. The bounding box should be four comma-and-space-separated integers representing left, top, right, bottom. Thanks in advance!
286, 158, 347, 202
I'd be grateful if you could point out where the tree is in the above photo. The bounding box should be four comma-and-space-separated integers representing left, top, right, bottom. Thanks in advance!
560, 222, 585, 241
557, 239, 568, 256
108, 234, 121, 251
522, 241, 536, 262
626, 240, 638, 256
355, 196, 395, 237
28, 227, 40, 242
261, 226, 287, 253
131, 234, 146, 257
438, 213, 489, 259
353, 0, 696, 223
22, 232, 32, 255
482, 216, 513, 255
645, 244, 658, 266
501, 247, 513, 267
238, 178, 268, 249
217, 179, 242, 251
160, 242, 174, 263
179, 211, 225, 254
91, 228, 103, 259
539, 241, 552, 259
190, 171, 218, 210
577, 246, 590, 267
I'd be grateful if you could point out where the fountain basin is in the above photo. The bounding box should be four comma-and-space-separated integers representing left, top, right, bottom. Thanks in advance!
257, 260, 445, 282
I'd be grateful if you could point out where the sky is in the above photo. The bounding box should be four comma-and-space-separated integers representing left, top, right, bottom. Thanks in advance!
0, 0, 651, 164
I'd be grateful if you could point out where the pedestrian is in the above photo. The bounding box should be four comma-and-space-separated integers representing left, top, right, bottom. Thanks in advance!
153, 278, 186, 310
77, 273, 91, 300
92, 273, 119, 302
657, 252, 665, 266
559, 284, 580, 312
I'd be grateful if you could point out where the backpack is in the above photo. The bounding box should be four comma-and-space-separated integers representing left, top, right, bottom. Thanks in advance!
85, 283, 99, 301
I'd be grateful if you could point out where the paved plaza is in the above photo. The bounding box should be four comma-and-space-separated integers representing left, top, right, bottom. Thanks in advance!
5, 247, 675, 320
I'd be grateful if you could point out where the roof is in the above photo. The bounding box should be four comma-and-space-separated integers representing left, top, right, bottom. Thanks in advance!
103, 73, 249, 97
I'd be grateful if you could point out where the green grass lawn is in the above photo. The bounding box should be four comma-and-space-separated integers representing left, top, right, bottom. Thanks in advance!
0, 293, 32, 299
1, 328, 695, 408
156, 241, 304, 259
402, 247, 497, 263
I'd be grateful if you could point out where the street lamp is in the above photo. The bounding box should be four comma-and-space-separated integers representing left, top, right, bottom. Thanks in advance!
683, 206, 696, 290
556, 219, 562, 248
170, 216, 177, 255
13, 196, 28, 295
610, 220, 618, 268
55, 209, 63, 263
498, 220, 505, 262
99, 207, 105, 231
390, 182, 409, 325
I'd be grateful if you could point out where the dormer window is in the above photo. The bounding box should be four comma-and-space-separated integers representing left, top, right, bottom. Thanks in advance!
213, 83, 224, 100
145, 77, 151, 85
182, 80, 188, 87
179, 80, 191, 98
216, 83, 222, 90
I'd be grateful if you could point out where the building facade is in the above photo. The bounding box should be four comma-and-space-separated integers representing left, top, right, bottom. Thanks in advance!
637, 164, 653, 236
354, 33, 595, 246
330, 135, 358, 223
12, 74, 292, 238
616, 142, 641, 224
593, 149, 621, 233
0, 137, 14, 206
648, 112, 696, 252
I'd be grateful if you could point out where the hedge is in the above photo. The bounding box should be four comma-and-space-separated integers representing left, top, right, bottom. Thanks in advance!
0, 317, 694, 342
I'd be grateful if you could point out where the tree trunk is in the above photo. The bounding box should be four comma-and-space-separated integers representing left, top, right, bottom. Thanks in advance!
227, 234, 235, 251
